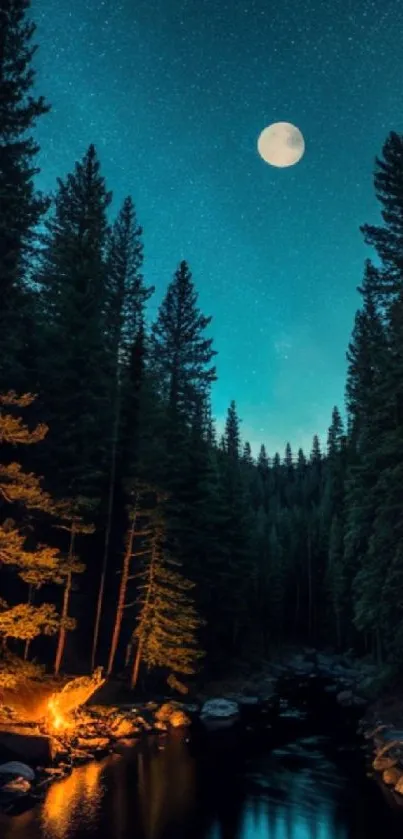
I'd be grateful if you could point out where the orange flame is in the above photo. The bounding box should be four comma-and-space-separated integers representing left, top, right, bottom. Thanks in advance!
47, 697, 73, 734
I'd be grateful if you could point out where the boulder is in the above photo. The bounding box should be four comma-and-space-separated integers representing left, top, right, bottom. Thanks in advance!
1, 777, 31, 794
111, 716, 139, 739
154, 703, 190, 728
200, 699, 240, 731
155, 702, 180, 723
373, 755, 397, 772
0, 761, 35, 781
0, 728, 54, 764
168, 710, 191, 728
383, 767, 403, 786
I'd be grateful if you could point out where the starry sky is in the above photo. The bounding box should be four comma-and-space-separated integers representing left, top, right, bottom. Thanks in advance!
30, 0, 403, 457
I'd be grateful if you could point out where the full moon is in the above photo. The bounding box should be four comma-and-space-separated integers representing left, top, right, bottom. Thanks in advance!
257, 122, 305, 168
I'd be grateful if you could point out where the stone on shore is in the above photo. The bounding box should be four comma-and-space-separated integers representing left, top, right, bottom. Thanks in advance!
200, 699, 240, 731
0, 761, 35, 781
383, 767, 402, 786
0, 728, 54, 764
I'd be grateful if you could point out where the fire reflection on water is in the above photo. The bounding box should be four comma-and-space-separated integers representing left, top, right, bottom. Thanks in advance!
137, 734, 196, 839
1, 734, 197, 839
41, 760, 104, 839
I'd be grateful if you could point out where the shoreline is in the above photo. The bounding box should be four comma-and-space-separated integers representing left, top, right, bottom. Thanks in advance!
1, 647, 402, 814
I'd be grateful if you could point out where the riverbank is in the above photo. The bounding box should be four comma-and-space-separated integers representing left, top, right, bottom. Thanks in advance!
0, 645, 400, 814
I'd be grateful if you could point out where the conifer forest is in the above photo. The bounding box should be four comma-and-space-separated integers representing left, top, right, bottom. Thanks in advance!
2, 0, 403, 696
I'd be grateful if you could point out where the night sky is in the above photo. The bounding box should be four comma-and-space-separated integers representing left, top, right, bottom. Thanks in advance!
31, 0, 403, 456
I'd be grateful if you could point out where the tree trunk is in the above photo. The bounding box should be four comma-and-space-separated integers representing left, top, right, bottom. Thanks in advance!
55, 524, 75, 676
91, 382, 121, 671
24, 586, 33, 661
107, 499, 138, 676
124, 640, 132, 668
130, 530, 156, 690
54, 571, 72, 676
131, 636, 143, 690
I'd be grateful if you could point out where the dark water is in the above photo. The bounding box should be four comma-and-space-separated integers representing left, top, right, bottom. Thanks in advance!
1, 676, 403, 839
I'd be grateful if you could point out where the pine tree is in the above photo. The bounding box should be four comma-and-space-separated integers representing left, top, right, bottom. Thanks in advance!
347, 133, 403, 660
52, 498, 89, 675
224, 400, 241, 460
242, 441, 254, 466
0, 0, 50, 391
91, 196, 154, 669
150, 260, 217, 422
35, 145, 112, 498
130, 491, 203, 691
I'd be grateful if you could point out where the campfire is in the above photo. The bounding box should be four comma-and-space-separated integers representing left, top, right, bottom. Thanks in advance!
47, 696, 73, 734
44, 668, 105, 737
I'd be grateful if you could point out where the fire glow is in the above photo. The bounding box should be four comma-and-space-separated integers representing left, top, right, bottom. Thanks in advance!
47, 697, 73, 734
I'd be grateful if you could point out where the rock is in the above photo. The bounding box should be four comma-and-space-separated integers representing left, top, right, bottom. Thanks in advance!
1, 777, 31, 794
154, 702, 191, 728
111, 716, 139, 739
76, 737, 110, 750
373, 755, 397, 772
200, 699, 240, 731
0, 761, 35, 781
0, 728, 54, 764
383, 767, 403, 786
169, 710, 191, 728
155, 702, 180, 722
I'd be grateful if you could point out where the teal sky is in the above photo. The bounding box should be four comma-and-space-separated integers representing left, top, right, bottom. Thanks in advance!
31, 0, 403, 457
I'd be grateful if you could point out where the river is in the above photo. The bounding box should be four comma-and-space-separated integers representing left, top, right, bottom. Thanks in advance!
1, 675, 403, 839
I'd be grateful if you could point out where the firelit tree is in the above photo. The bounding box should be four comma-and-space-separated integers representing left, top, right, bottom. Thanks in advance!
91, 196, 154, 670
0, 0, 50, 392
0, 392, 61, 657
52, 498, 90, 675
35, 145, 112, 498
107, 483, 155, 677
130, 491, 203, 692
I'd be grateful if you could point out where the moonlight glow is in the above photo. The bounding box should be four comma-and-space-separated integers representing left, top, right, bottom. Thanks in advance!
257, 122, 305, 168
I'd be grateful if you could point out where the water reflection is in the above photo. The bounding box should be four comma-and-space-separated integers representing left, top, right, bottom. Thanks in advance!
42, 758, 104, 839
137, 733, 196, 838
1, 730, 403, 839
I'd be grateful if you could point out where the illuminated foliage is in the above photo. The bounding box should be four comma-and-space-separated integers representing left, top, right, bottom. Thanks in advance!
0, 391, 62, 658
130, 491, 204, 690
0, 602, 59, 641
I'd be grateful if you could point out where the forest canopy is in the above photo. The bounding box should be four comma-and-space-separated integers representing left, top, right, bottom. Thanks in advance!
1, 0, 403, 692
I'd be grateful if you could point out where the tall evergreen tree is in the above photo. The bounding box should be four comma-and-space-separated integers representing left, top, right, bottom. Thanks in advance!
150, 260, 217, 423
224, 400, 241, 460
35, 145, 112, 497
91, 196, 154, 669
0, 0, 50, 391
